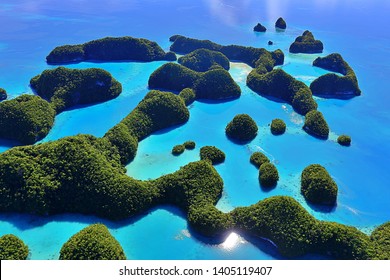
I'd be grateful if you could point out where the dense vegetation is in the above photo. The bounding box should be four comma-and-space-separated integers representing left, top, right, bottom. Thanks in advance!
172, 144, 185, 155
275, 17, 287, 29
199, 146, 225, 164
311, 53, 361, 98
259, 163, 279, 188
0, 95, 55, 144
149, 63, 241, 100
30, 67, 122, 113
59, 224, 126, 260
370, 222, 390, 260
169, 35, 284, 68
247, 68, 318, 115
303, 110, 330, 139
270, 119, 286, 135
183, 141, 196, 149
253, 23, 266, 32
0, 234, 29, 260
225, 114, 258, 142
289, 31, 323, 53
178, 48, 230, 72
0, 88, 7, 100
179, 88, 196, 105
104, 90, 189, 163
46, 36, 176, 64
301, 164, 338, 205
337, 135, 351, 146
250, 152, 270, 168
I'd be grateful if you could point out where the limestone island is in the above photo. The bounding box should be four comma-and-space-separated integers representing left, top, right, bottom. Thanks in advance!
337, 135, 352, 146
0, 234, 29, 260
178, 48, 230, 72
200, 146, 226, 165
60, 224, 126, 260
270, 118, 286, 135
46, 36, 176, 64
172, 144, 185, 155
30, 66, 122, 113
310, 53, 361, 98
225, 114, 258, 142
301, 164, 338, 205
303, 110, 330, 139
253, 23, 267, 32
275, 17, 287, 29
289, 30, 323, 54
0, 88, 7, 101
259, 162, 279, 188
0, 95, 55, 144
250, 151, 270, 168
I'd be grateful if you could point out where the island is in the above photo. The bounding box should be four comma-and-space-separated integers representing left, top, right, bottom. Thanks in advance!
199, 146, 226, 164
178, 48, 230, 72
179, 88, 196, 105
259, 162, 279, 188
275, 17, 287, 29
270, 118, 286, 135
172, 144, 185, 155
225, 114, 258, 142
60, 224, 126, 260
253, 23, 267, 32
46, 36, 176, 64
310, 53, 361, 98
250, 151, 270, 168
337, 135, 352, 146
0, 234, 29, 260
30, 66, 122, 113
301, 164, 338, 205
183, 140, 196, 149
0, 94, 55, 144
289, 30, 323, 54
0, 88, 7, 101
303, 110, 330, 139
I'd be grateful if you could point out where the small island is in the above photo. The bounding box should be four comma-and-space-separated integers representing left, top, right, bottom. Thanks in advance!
0, 234, 29, 260
184, 141, 196, 149
289, 30, 323, 54
250, 152, 270, 168
200, 146, 226, 164
172, 144, 185, 155
225, 114, 258, 142
270, 119, 286, 135
0, 88, 7, 101
60, 224, 126, 260
259, 162, 279, 188
0, 94, 55, 144
46, 36, 176, 64
253, 23, 267, 32
178, 48, 230, 72
179, 88, 196, 105
310, 53, 361, 98
338, 135, 352, 146
301, 164, 338, 205
275, 17, 287, 29
303, 110, 330, 139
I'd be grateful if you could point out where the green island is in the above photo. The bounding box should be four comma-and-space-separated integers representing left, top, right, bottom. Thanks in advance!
259, 162, 279, 188
225, 114, 258, 142
172, 144, 185, 155
301, 164, 338, 205
250, 151, 270, 168
0, 234, 29, 260
169, 35, 284, 68
303, 110, 330, 139
253, 23, 267, 32
289, 30, 324, 54
178, 88, 196, 105
275, 17, 287, 29
199, 146, 226, 164
148, 63, 241, 100
270, 118, 286, 135
178, 48, 230, 72
310, 53, 361, 98
0, 95, 56, 144
0, 88, 7, 101
46, 36, 176, 64
338, 134, 352, 146
183, 140, 196, 149
59, 224, 126, 260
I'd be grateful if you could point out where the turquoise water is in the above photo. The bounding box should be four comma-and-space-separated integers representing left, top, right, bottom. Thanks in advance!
1, 0, 390, 259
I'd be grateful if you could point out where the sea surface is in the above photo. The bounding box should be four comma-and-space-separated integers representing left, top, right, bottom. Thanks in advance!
0, 0, 389, 259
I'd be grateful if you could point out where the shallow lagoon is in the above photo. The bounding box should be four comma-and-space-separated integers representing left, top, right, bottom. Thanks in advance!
0, 0, 389, 259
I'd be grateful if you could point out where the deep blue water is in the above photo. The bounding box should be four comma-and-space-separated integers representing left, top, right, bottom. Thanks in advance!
0, 0, 389, 259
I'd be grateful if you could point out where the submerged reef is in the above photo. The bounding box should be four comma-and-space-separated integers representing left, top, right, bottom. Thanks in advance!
169, 35, 284, 68
149, 63, 241, 100
254, 23, 267, 32
289, 31, 323, 54
46, 36, 176, 64
270, 119, 286, 135
30, 67, 122, 113
275, 17, 287, 29
178, 48, 230, 72
311, 53, 361, 98
301, 164, 338, 205
338, 135, 352, 146
199, 146, 226, 165
0, 95, 55, 144
303, 110, 330, 139
225, 114, 258, 142
0, 234, 29, 260
259, 162, 279, 188
0, 88, 7, 101
60, 224, 126, 260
